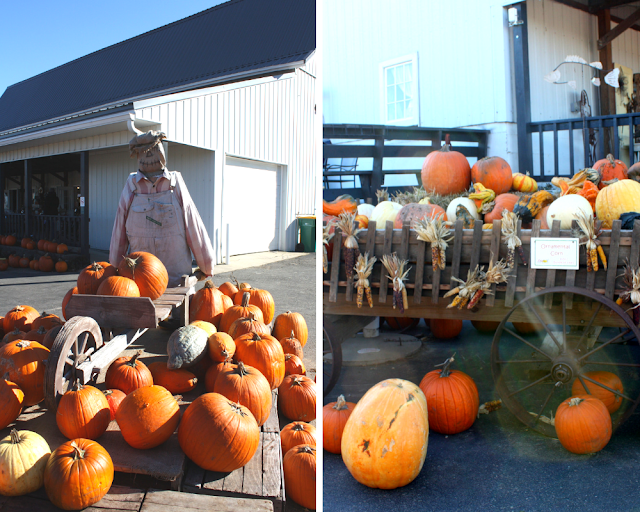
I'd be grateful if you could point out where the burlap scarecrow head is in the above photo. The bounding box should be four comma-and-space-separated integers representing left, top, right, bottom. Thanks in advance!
129, 130, 167, 175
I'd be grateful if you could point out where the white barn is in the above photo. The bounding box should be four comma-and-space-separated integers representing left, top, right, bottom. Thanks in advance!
0, 0, 316, 262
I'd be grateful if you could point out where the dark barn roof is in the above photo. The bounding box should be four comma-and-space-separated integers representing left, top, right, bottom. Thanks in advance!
0, 0, 315, 137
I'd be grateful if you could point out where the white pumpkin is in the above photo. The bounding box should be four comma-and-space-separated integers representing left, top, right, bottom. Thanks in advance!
357, 203, 375, 219
446, 197, 480, 222
0, 429, 51, 496
546, 194, 593, 229
370, 201, 403, 228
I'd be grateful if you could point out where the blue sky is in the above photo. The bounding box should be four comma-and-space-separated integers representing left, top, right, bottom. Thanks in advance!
0, 0, 227, 96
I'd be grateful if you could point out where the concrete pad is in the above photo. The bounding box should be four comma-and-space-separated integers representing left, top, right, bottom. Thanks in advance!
335, 333, 422, 366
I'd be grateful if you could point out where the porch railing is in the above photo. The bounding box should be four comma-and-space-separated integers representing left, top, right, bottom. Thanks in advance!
2, 213, 81, 247
323, 124, 490, 202
527, 112, 640, 180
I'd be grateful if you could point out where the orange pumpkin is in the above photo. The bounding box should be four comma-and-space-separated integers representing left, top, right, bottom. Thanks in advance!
4, 235, 16, 246
26, 242, 35, 250
393, 203, 446, 229
534, 205, 551, 229
38, 254, 54, 272
77, 261, 118, 295
7, 254, 20, 268
555, 395, 611, 454
178, 393, 260, 472
322, 194, 358, 216
0, 259, 7, 271
227, 313, 271, 340
385, 317, 420, 330
208, 332, 236, 362
511, 172, 538, 193
278, 374, 316, 422
32, 312, 63, 331
322, 395, 355, 454
214, 361, 272, 426
283, 445, 316, 510
61, 287, 78, 321
56, 243, 68, 254
1, 327, 26, 346
117, 251, 168, 300
104, 352, 153, 394
204, 359, 236, 392
234, 332, 285, 390
355, 214, 369, 228
147, 361, 198, 394
56, 382, 111, 440
22, 326, 48, 345
41, 325, 62, 350
571, 371, 623, 414
190, 280, 227, 329
96, 276, 140, 297
0, 340, 50, 405
281, 421, 316, 456
430, 319, 463, 339
103, 389, 126, 421
44, 439, 114, 510
284, 354, 306, 376
54, 261, 67, 273
471, 156, 513, 195
3, 305, 40, 334
421, 134, 471, 195
595, 154, 628, 189
483, 193, 519, 223
272, 311, 309, 347
37, 239, 47, 251
279, 332, 304, 360
116, 385, 180, 449
219, 291, 264, 333
419, 355, 479, 434
19, 255, 29, 269
471, 320, 500, 333
233, 288, 275, 325
0, 376, 25, 430
218, 280, 239, 299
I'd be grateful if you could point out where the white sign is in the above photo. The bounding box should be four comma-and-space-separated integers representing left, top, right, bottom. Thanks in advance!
531, 238, 579, 270
79, 197, 85, 207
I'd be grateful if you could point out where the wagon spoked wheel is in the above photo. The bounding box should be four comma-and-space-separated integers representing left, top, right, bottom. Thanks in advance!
491, 286, 640, 438
323, 325, 342, 397
44, 316, 104, 413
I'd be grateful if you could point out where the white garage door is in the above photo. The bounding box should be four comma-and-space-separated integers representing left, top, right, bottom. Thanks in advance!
223, 157, 281, 256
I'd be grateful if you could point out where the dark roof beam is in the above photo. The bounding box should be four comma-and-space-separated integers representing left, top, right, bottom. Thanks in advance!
588, 0, 640, 13
597, 5, 640, 48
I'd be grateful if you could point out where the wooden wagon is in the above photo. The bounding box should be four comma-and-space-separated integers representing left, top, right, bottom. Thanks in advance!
323, 217, 640, 438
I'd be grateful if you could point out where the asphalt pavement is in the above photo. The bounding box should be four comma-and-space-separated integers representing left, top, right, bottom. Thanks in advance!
323, 320, 640, 512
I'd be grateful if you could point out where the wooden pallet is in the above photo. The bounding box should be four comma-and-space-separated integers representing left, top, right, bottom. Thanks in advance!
182, 390, 285, 512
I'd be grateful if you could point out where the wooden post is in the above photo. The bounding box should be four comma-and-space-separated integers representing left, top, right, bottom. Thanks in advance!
513, 2, 533, 175
370, 132, 384, 200
24, 160, 32, 237
80, 151, 89, 258
598, 9, 615, 156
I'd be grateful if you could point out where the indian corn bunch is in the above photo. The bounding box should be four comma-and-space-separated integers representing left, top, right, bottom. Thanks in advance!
381, 253, 410, 313
468, 259, 512, 309
574, 210, 606, 272
617, 259, 640, 325
414, 215, 453, 272
354, 252, 376, 308
444, 265, 484, 309
336, 211, 364, 280
501, 210, 527, 267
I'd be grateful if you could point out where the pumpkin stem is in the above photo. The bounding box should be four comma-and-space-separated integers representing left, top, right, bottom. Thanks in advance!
333, 395, 348, 410
241, 292, 250, 307
236, 361, 248, 375
16, 340, 31, 348
298, 445, 316, 455
127, 350, 143, 367
9, 429, 21, 444
568, 397, 585, 407
606, 153, 615, 165
71, 441, 86, 460
292, 422, 306, 432
204, 280, 215, 289
435, 352, 456, 378
232, 275, 240, 289
91, 262, 104, 271
11, 327, 21, 335
123, 256, 140, 279
73, 378, 83, 392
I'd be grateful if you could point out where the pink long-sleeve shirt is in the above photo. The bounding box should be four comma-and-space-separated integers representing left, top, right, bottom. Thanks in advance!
109, 169, 215, 276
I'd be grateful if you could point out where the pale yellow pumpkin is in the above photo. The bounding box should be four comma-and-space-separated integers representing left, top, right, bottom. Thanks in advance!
0, 429, 51, 496
595, 179, 640, 229
370, 201, 402, 228
511, 172, 538, 193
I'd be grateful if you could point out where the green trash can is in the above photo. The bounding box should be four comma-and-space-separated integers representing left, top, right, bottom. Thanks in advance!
297, 216, 316, 252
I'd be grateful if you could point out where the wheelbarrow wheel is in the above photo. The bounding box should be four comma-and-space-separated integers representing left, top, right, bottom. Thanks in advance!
44, 316, 104, 413
323, 325, 342, 397
491, 286, 640, 438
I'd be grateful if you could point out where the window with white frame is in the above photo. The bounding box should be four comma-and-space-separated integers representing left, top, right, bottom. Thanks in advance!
380, 53, 419, 126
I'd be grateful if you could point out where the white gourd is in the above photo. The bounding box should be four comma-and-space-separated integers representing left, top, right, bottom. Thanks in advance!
370, 201, 402, 228
357, 203, 375, 219
446, 197, 480, 222
546, 195, 593, 229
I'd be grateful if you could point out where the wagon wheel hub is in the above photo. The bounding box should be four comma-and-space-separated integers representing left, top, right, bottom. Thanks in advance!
551, 362, 574, 384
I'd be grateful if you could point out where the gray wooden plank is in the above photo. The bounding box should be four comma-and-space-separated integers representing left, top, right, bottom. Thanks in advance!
449, 220, 464, 286
328, 227, 342, 302
263, 390, 279, 433
202, 470, 226, 491
66, 295, 157, 329
399, 223, 410, 260
365, 220, 377, 255
630, 219, 640, 271
526, 220, 541, 296
155, 305, 173, 321
183, 460, 205, 491
564, 220, 578, 310
163, 286, 192, 296
486, 220, 502, 307
262, 432, 282, 498
469, 222, 484, 271
543, 220, 562, 308
413, 240, 426, 305
378, 221, 394, 304
242, 431, 264, 496
222, 466, 245, 494
604, 220, 622, 300
505, 220, 521, 308
142, 489, 273, 512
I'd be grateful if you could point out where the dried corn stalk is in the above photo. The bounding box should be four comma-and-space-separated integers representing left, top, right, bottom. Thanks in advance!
336, 212, 364, 280
322, 221, 335, 274
501, 210, 527, 267
381, 253, 410, 313
414, 216, 453, 272
444, 265, 484, 309
376, 189, 389, 204
468, 259, 512, 309
574, 210, 606, 272
617, 259, 640, 325
354, 252, 376, 308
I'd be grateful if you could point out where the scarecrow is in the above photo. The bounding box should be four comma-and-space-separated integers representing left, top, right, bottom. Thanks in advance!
109, 130, 214, 286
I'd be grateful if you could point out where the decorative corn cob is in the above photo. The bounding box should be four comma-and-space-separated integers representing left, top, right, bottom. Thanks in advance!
336, 212, 365, 281
574, 210, 606, 272
414, 215, 453, 272
468, 259, 512, 309
354, 252, 376, 308
323, 221, 335, 275
381, 253, 410, 313
617, 259, 640, 325
444, 266, 483, 309
468, 183, 496, 214
501, 210, 527, 267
